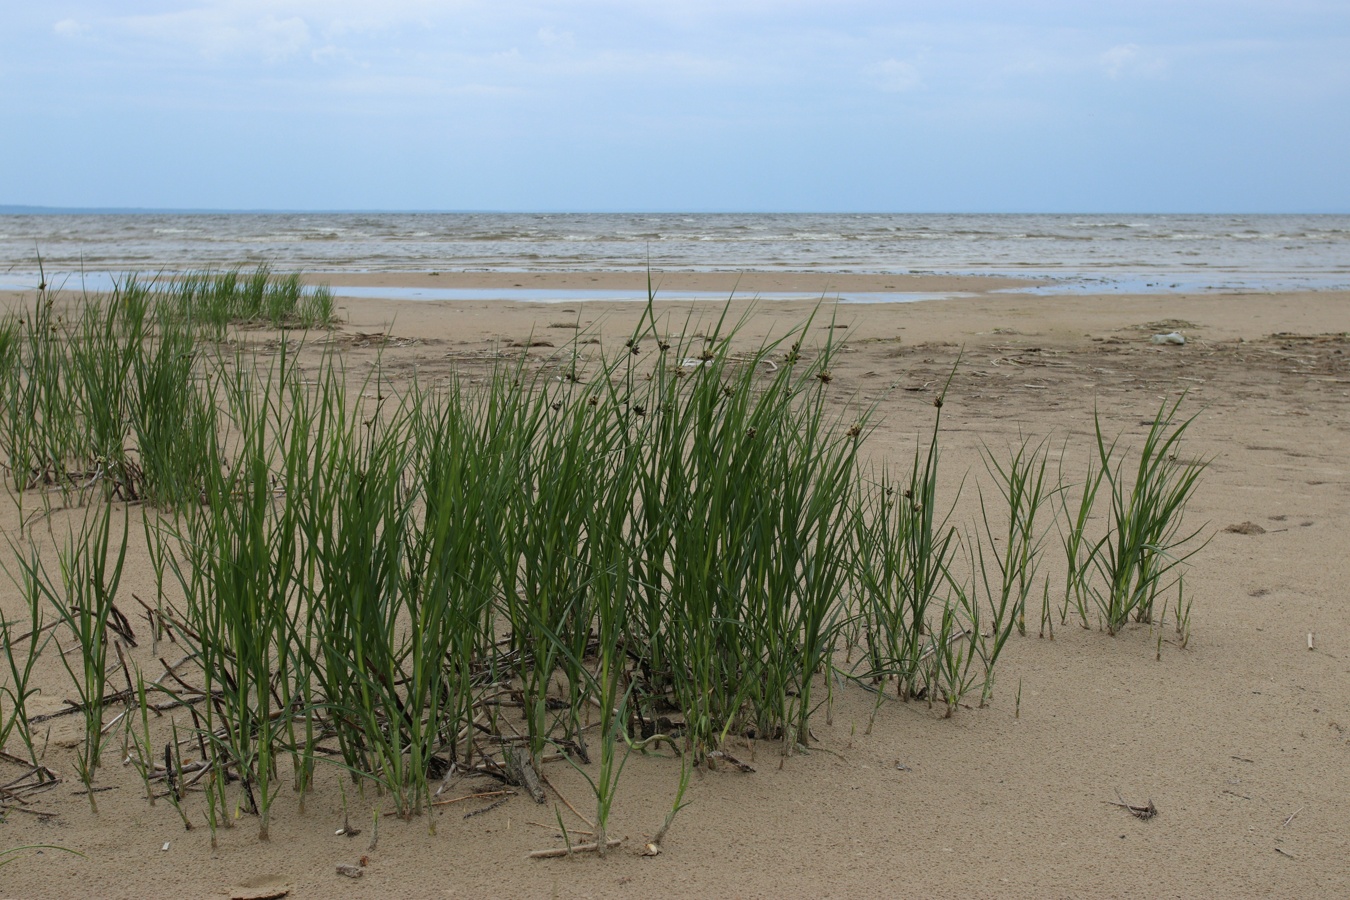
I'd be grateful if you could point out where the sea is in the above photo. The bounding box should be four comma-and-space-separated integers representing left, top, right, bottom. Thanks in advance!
2, 212, 1347, 301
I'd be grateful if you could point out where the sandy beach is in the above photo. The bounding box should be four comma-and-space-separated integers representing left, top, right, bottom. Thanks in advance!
2, 276, 1348, 899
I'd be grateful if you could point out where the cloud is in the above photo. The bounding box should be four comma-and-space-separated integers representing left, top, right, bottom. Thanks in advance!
257, 16, 312, 62
1100, 43, 1166, 79
54, 18, 91, 38
537, 26, 574, 47
119, 9, 313, 62
872, 58, 921, 92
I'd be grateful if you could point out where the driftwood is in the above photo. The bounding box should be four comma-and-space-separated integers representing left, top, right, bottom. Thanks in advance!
707, 750, 755, 773
502, 745, 547, 804
528, 838, 623, 859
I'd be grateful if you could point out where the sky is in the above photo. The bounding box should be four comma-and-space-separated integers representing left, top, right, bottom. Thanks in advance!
2, 1, 1348, 212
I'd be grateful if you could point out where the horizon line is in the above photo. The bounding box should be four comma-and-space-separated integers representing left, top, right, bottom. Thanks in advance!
3, 205, 1347, 217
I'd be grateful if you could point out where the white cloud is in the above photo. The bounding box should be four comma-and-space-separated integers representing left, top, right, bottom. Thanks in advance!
53, 18, 90, 38
257, 15, 312, 62
537, 26, 574, 47
1100, 43, 1166, 79
110, 7, 315, 62
872, 58, 921, 92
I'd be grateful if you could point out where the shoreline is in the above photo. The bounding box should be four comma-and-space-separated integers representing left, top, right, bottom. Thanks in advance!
5, 260, 1348, 304
7, 267, 1345, 309
299, 269, 1039, 294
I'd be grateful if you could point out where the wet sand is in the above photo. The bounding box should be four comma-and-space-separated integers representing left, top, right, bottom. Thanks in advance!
301, 270, 1036, 294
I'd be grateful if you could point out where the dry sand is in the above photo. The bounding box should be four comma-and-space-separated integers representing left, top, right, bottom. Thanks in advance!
2, 278, 1349, 898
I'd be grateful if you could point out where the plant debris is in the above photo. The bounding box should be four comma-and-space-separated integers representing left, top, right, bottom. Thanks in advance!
1107, 792, 1158, 821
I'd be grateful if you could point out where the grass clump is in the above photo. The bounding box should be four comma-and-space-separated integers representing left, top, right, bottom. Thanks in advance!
0, 267, 324, 505
1090, 397, 1209, 634
850, 389, 964, 707
620, 312, 863, 752
13, 502, 129, 809
0, 282, 1212, 849
1054, 397, 1208, 635
0, 561, 50, 765
168, 266, 335, 334
972, 434, 1056, 701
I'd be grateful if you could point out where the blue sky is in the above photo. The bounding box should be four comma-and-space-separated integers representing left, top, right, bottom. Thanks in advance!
2, 1, 1347, 212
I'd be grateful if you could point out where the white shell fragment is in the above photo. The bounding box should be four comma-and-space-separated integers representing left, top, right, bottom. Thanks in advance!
1150, 332, 1186, 345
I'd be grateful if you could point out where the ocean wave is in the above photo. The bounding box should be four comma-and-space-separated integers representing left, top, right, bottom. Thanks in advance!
3, 212, 1346, 292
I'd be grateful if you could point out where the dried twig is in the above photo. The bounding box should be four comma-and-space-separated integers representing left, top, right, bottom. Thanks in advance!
707, 750, 755, 773
526, 821, 594, 835
527, 838, 623, 859
0, 804, 58, 819
540, 773, 595, 829
430, 789, 515, 808
463, 797, 509, 819
1107, 792, 1157, 820
29, 690, 135, 724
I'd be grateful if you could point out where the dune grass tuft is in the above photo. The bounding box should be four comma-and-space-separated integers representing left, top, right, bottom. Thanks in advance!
0, 282, 1211, 845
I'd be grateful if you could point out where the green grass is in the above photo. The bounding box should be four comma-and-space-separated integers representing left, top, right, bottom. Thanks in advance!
0, 266, 325, 506
0, 282, 1212, 846
0, 555, 50, 764
1090, 397, 1209, 634
0, 845, 84, 870
165, 266, 334, 334
1057, 437, 1107, 629
973, 434, 1055, 703
850, 381, 965, 707
14, 501, 129, 809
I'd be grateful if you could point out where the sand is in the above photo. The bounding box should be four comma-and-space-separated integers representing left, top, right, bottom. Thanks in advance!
1, 277, 1348, 898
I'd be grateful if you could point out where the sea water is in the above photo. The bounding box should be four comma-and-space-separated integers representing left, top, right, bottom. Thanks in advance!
1, 212, 1347, 297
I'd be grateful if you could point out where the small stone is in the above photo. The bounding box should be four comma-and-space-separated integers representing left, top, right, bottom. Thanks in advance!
336, 864, 363, 879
